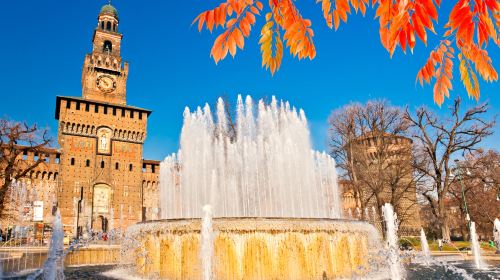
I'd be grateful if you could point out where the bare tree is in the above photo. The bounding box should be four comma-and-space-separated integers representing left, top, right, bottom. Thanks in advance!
329, 101, 420, 235
0, 119, 52, 217
448, 149, 500, 239
406, 97, 495, 241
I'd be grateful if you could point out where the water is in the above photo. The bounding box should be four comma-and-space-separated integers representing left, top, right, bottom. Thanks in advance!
201, 205, 213, 280
470, 221, 485, 269
419, 228, 431, 265
27, 210, 65, 280
159, 95, 341, 219
382, 203, 404, 280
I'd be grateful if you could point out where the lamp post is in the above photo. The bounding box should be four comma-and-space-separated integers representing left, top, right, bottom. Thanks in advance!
454, 159, 471, 229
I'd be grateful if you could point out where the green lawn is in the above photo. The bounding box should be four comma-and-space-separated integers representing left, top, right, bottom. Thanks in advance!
400, 238, 497, 252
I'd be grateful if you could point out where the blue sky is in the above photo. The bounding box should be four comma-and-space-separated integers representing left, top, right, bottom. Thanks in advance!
0, 0, 498, 160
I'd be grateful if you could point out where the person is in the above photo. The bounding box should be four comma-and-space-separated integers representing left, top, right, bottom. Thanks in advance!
438, 239, 443, 251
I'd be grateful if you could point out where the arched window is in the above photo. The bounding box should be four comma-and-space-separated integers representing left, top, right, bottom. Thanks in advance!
129, 164, 133, 172
113, 23, 117, 31
70, 158, 75, 166
86, 159, 90, 167
103, 41, 112, 53
106, 21, 111, 31
115, 162, 119, 170
101, 21, 104, 29
101, 161, 105, 168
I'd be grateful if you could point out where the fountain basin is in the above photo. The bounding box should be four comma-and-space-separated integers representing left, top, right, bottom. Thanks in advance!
126, 217, 377, 280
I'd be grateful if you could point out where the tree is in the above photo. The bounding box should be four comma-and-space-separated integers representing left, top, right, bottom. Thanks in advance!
448, 149, 500, 239
194, 0, 499, 105
329, 100, 421, 235
0, 119, 52, 217
406, 97, 495, 241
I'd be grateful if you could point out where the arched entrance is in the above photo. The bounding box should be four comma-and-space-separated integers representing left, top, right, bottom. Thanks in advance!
95, 215, 108, 232
92, 184, 111, 232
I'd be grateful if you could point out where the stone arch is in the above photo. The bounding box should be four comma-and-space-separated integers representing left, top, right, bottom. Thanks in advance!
54, 172, 58, 180
48, 172, 53, 180
91, 126, 95, 134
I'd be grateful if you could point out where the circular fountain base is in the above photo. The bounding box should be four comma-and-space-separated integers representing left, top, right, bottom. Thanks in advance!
126, 218, 377, 280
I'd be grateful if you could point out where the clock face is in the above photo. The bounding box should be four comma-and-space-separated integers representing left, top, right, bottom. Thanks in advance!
96, 75, 116, 93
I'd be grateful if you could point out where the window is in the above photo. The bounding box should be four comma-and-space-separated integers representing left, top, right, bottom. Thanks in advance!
76, 102, 80, 110
66, 101, 71, 109
71, 158, 75, 166
115, 162, 119, 170
129, 164, 133, 172
130, 111, 134, 118
86, 159, 90, 167
106, 21, 111, 31
103, 40, 112, 53
104, 106, 108, 114
101, 161, 105, 168
113, 23, 117, 31
95, 105, 99, 113
152, 165, 156, 173
55, 155, 60, 164
101, 21, 104, 29
121, 109, 126, 117
22, 150, 27, 161
139, 112, 143, 120
85, 103, 90, 112
113, 107, 117, 116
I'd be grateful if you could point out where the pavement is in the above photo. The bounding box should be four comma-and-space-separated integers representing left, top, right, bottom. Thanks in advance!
4, 265, 118, 280
64, 265, 117, 280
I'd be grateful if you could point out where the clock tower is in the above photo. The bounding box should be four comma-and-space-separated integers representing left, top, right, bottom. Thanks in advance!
82, 3, 128, 105
54, 3, 159, 237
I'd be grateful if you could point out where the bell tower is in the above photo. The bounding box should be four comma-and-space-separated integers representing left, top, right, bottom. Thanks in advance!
82, 3, 128, 105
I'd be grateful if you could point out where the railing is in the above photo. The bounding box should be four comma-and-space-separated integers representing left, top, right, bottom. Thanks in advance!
0, 229, 122, 278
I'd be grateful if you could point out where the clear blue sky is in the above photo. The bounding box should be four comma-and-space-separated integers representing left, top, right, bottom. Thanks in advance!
0, 0, 498, 160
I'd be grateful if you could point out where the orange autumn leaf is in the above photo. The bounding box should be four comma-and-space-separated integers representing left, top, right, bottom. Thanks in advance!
317, 0, 369, 30
259, 13, 283, 75
194, 0, 500, 106
416, 40, 454, 106
376, 0, 440, 56
193, 0, 263, 63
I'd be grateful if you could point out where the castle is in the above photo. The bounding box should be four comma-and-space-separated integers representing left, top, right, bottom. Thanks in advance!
1, 3, 160, 237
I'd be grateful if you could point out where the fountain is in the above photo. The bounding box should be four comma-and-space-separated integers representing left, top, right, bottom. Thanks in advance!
201, 205, 214, 280
470, 221, 485, 269
126, 96, 380, 279
382, 203, 404, 279
420, 228, 431, 265
28, 209, 65, 280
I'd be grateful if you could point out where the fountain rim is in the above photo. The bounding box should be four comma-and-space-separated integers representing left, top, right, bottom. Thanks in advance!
139, 217, 369, 224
